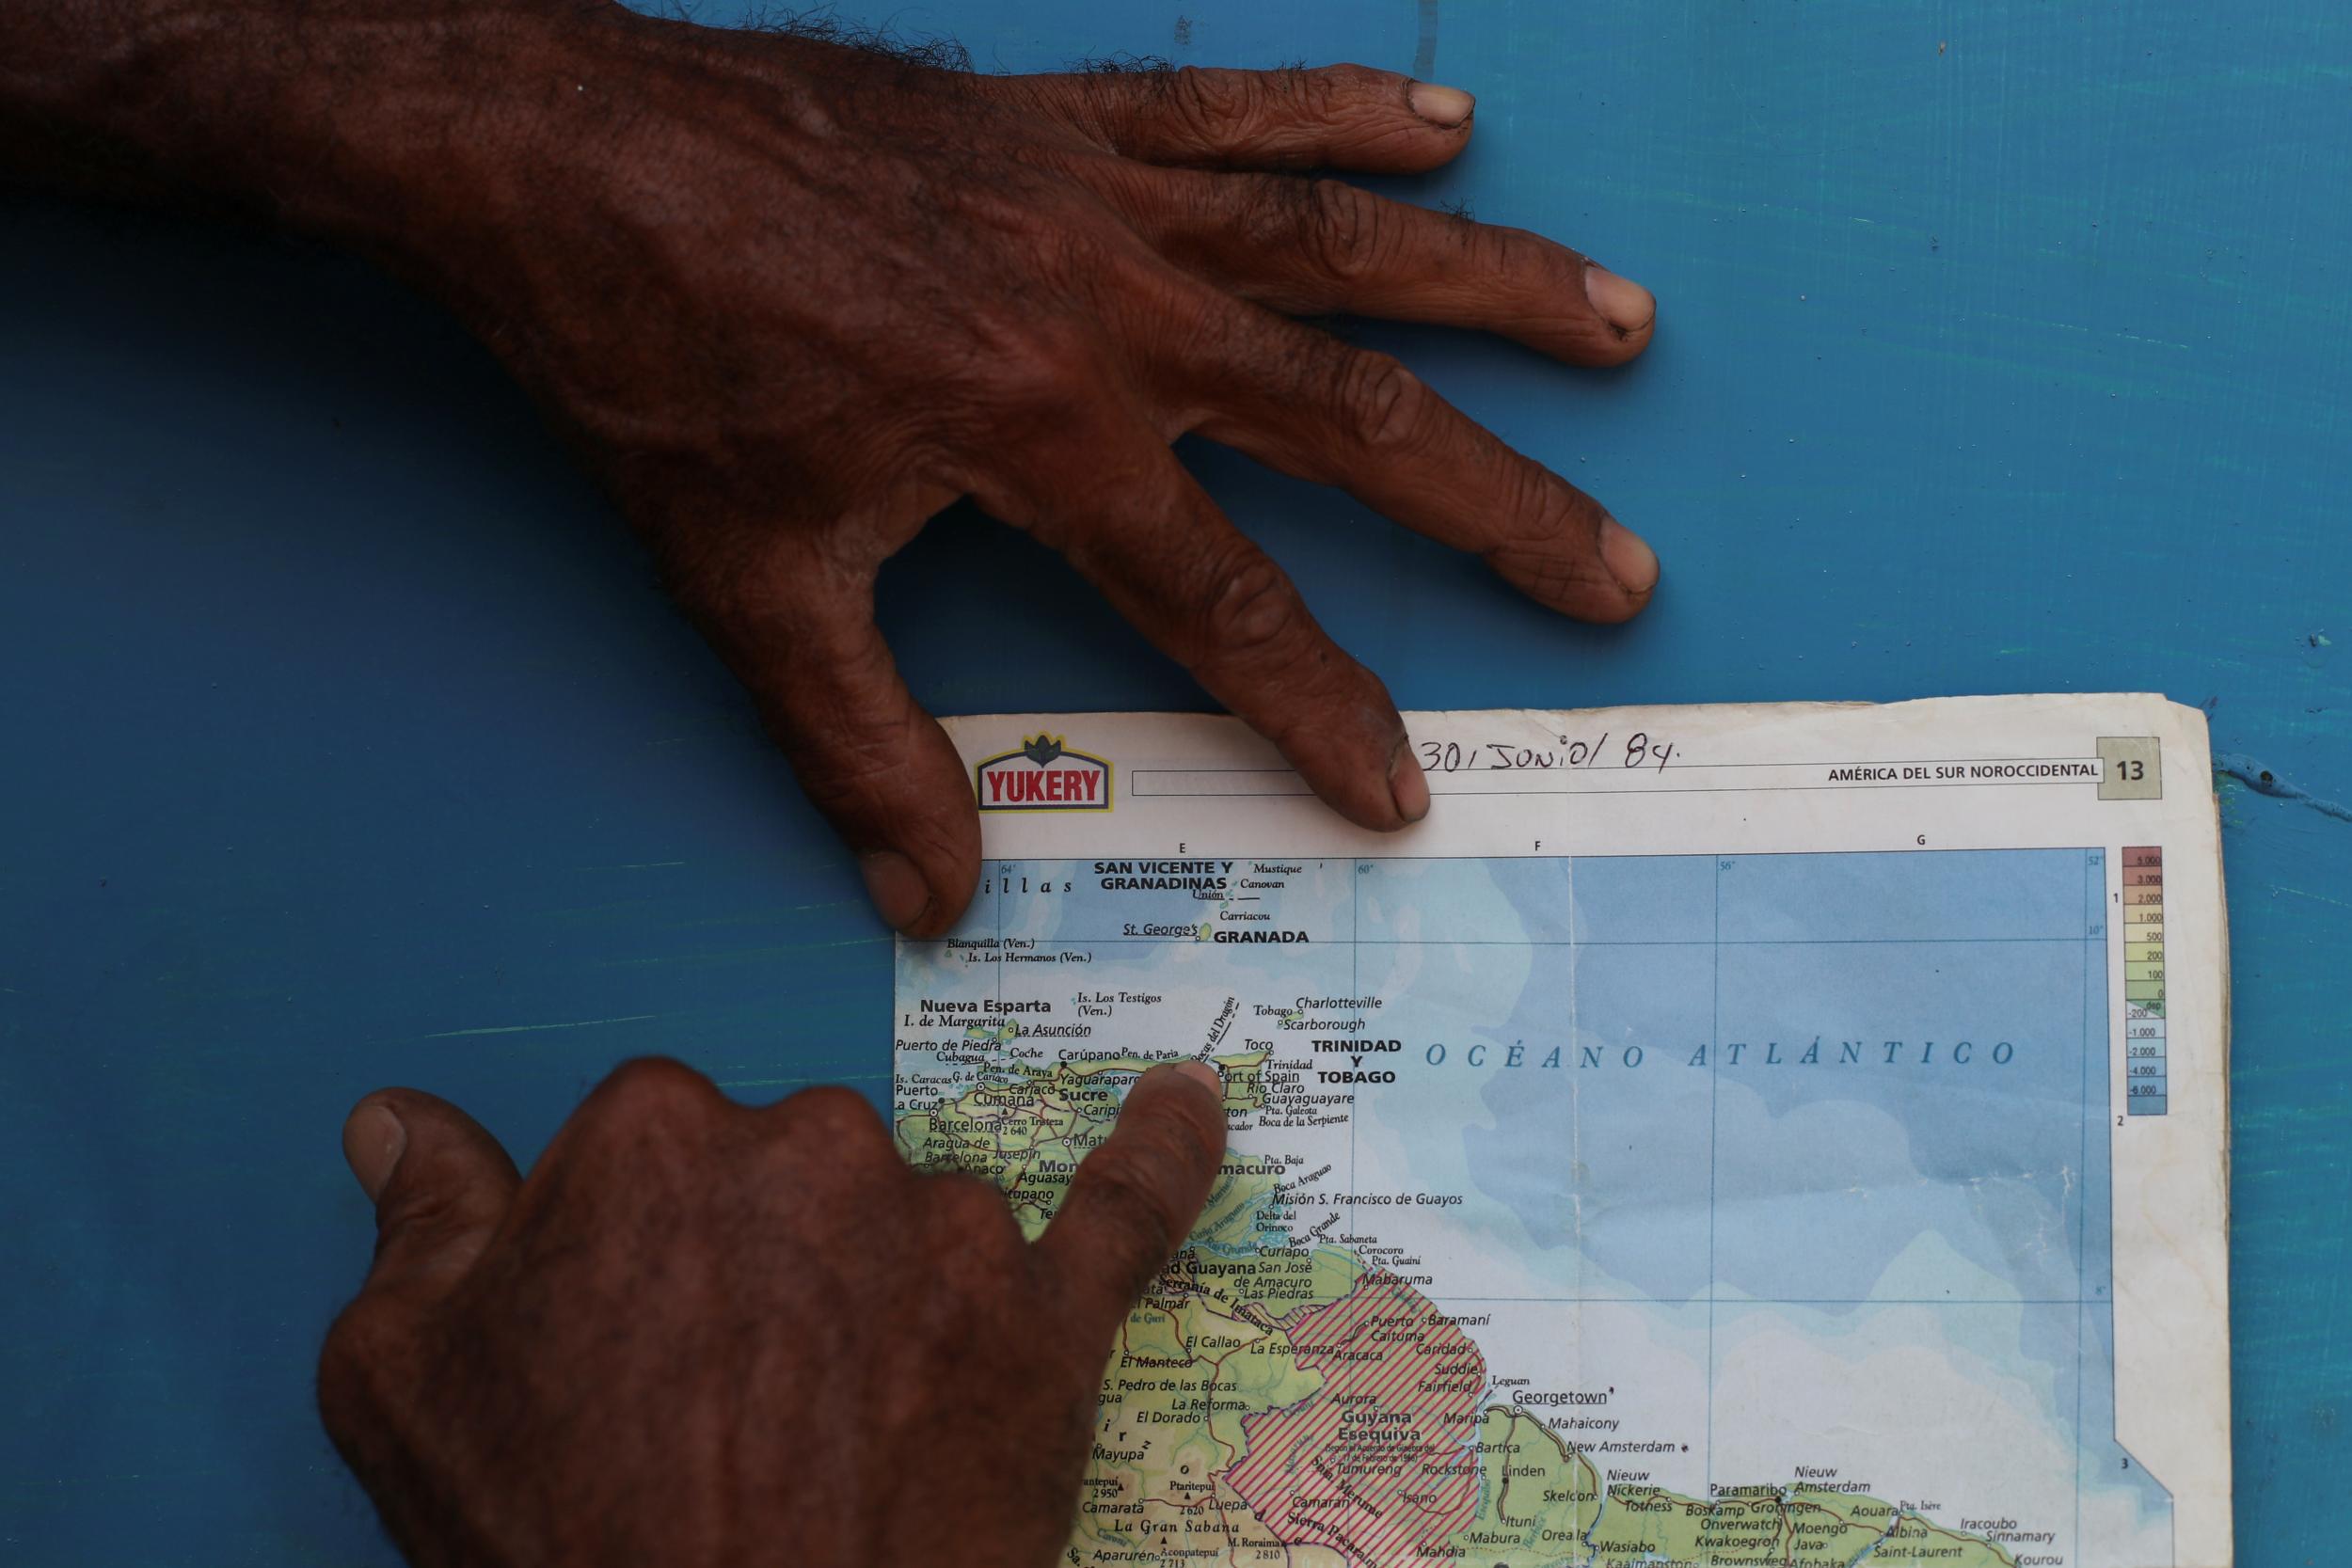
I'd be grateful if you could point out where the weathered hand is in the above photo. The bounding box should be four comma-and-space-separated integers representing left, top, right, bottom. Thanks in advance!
341, 8, 1659, 930
319, 1057, 1228, 1567
5, 0, 1660, 933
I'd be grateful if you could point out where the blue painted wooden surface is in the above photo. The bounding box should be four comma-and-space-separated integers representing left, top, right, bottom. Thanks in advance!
2, 2, 2344, 1561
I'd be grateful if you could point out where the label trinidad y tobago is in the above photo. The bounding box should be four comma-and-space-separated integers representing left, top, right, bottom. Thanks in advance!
974, 734, 1113, 813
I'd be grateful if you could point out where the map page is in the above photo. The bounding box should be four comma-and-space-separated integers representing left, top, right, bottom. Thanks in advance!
893, 696, 2230, 1568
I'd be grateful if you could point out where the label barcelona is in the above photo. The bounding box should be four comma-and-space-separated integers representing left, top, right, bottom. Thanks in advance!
974, 734, 1113, 812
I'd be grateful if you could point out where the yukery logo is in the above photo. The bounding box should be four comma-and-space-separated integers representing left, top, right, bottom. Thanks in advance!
974, 735, 1113, 812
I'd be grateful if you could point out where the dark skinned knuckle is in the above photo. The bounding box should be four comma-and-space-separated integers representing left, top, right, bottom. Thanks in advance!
1340, 354, 1431, 451
319, 1299, 390, 1383
318, 1298, 412, 1432
1305, 180, 1380, 279
377, 1180, 478, 1251
1171, 66, 1260, 136
595, 1056, 721, 1126
769, 665, 928, 816
1487, 488, 1607, 602
1201, 548, 1302, 657
974, 316, 1102, 428
784, 1085, 889, 1148
1517, 230, 1584, 290
1490, 540, 1583, 606
789, 717, 904, 802
1287, 63, 1341, 119
1218, 178, 1302, 265
801, 733, 971, 871
930, 1172, 1020, 1239
974, 305, 1082, 389
1152, 1085, 1227, 1164
1504, 467, 1602, 549
1126, 1107, 1215, 1193
1080, 1150, 1181, 1264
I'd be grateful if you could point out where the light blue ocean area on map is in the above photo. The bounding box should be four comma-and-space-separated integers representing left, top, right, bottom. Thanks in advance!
1400, 849, 2164, 1538
1711, 936, 2091, 1302
1372, 937, 1719, 1299
1358, 855, 1717, 944
1433, 852, 2106, 1308
1717, 849, 2093, 943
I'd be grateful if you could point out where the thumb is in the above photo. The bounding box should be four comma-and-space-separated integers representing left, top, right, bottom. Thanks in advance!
341, 1088, 520, 1308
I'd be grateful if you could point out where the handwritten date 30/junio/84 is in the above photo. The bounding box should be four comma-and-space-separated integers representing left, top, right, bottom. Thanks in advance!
1418, 733, 1675, 772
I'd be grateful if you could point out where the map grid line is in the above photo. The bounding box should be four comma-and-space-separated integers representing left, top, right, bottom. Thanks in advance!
2077, 849, 2097, 1568
1708, 855, 1722, 1495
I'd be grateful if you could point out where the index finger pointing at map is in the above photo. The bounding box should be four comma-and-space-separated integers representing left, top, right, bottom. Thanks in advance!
1039, 1061, 1229, 1333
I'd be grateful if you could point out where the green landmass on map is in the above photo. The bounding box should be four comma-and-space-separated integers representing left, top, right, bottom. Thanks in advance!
898, 1056, 2016, 1568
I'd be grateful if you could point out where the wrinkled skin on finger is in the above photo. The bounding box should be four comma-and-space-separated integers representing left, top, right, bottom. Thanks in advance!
319, 1058, 1228, 1568
308, 3, 1660, 934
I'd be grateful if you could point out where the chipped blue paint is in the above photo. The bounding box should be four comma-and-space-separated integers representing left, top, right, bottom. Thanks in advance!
1, 1, 2346, 1563
2219, 754, 2352, 826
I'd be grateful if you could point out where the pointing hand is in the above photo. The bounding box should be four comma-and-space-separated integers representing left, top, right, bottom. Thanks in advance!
319, 1057, 1229, 1567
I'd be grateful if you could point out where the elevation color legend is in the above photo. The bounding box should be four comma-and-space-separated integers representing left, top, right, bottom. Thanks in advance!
2124, 846, 2168, 1115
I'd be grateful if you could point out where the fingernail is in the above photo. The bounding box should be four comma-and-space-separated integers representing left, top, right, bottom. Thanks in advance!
1582, 262, 1656, 335
1408, 81, 1474, 127
342, 1103, 406, 1201
859, 850, 932, 933
1390, 739, 1431, 823
1599, 515, 1661, 596
1171, 1060, 1224, 1098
